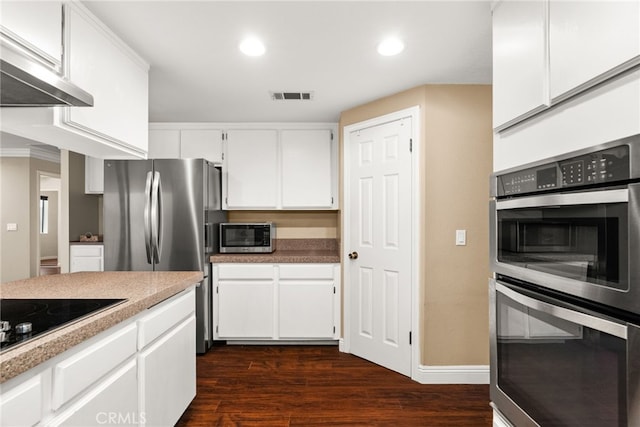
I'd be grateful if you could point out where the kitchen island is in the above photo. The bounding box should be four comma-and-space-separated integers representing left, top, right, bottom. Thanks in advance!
0, 271, 202, 426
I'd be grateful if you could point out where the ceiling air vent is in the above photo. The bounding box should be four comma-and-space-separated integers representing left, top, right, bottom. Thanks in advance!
270, 91, 314, 101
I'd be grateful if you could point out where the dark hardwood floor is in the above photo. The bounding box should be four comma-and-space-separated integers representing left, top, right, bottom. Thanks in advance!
176, 344, 492, 426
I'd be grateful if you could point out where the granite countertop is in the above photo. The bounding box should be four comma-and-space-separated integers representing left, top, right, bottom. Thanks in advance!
210, 238, 340, 264
0, 271, 202, 383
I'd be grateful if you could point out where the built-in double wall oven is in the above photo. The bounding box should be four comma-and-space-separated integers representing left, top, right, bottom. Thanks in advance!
489, 134, 640, 427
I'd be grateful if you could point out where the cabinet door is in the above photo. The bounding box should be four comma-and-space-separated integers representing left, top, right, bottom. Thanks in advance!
281, 130, 334, 209
63, 3, 149, 155
0, 1, 62, 68
180, 129, 223, 164
0, 374, 43, 427
85, 156, 104, 194
217, 281, 274, 338
549, 0, 640, 101
279, 282, 334, 338
492, 0, 549, 129
148, 129, 180, 159
50, 360, 138, 427
224, 130, 278, 209
138, 316, 196, 427
70, 257, 104, 272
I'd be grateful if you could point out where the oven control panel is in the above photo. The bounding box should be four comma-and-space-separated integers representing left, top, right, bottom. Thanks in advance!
496, 145, 630, 197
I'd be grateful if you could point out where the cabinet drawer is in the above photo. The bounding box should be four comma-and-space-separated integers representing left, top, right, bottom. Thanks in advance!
70, 257, 103, 273
218, 264, 274, 280
0, 374, 43, 427
53, 323, 137, 409
279, 264, 335, 280
137, 289, 195, 348
49, 360, 138, 427
70, 245, 103, 257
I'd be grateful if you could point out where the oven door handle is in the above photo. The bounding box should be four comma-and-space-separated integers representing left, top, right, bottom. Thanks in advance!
495, 188, 629, 210
496, 282, 627, 339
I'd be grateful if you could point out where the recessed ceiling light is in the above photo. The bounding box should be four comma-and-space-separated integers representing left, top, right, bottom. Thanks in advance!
377, 37, 405, 56
239, 37, 265, 57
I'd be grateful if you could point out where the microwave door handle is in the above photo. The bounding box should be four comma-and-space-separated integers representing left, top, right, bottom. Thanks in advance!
143, 171, 153, 264
495, 188, 629, 210
495, 282, 627, 339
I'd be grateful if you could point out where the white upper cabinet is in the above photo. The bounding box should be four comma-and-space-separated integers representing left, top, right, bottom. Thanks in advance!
148, 129, 181, 158
0, 0, 63, 69
492, 0, 549, 130
549, 0, 640, 101
224, 129, 279, 209
85, 155, 104, 194
148, 127, 223, 164
180, 129, 223, 164
492, 0, 640, 131
148, 124, 337, 210
0, 2, 149, 159
223, 126, 337, 210
281, 129, 334, 209
62, 2, 149, 156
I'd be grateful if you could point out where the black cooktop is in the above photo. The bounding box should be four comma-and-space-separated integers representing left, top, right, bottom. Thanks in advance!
0, 298, 126, 353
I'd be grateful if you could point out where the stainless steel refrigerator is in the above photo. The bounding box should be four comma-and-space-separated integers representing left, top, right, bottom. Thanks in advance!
103, 158, 226, 353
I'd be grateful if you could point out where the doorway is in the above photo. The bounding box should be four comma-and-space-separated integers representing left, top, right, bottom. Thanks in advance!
39, 173, 61, 275
342, 106, 420, 377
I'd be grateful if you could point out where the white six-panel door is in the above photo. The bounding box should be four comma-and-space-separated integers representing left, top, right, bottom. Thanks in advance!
347, 116, 413, 376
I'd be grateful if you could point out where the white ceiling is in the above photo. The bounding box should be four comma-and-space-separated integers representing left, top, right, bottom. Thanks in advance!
82, 1, 493, 124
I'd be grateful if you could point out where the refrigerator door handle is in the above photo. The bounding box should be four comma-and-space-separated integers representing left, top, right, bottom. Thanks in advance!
143, 171, 153, 264
151, 171, 163, 264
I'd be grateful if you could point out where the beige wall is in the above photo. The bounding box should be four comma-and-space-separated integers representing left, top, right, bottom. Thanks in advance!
68, 152, 101, 241
339, 84, 492, 366
227, 211, 338, 239
0, 157, 61, 282
0, 157, 31, 282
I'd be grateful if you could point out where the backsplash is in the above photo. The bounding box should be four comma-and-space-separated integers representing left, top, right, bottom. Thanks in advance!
227, 211, 338, 239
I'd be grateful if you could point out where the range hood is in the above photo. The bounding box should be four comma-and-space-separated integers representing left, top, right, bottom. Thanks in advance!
0, 46, 93, 107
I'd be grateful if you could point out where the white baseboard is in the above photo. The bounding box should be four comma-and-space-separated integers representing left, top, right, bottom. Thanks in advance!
413, 364, 490, 384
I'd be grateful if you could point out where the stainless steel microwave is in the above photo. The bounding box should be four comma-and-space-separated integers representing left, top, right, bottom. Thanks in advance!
490, 135, 640, 316
219, 223, 275, 253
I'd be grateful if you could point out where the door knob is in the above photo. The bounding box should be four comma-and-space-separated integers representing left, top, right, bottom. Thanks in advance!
348, 251, 358, 260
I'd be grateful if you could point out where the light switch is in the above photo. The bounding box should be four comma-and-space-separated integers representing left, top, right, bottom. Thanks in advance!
6, 223, 18, 231
455, 229, 466, 246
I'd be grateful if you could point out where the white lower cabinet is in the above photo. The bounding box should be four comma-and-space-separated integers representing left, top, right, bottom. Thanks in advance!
0, 374, 44, 427
50, 361, 138, 427
0, 288, 196, 427
279, 283, 334, 338
70, 245, 103, 272
138, 316, 196, 427
52, 324, 137, 409
213, 263, 340, 341
217, 282, 274, 338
